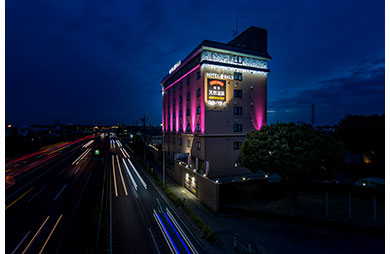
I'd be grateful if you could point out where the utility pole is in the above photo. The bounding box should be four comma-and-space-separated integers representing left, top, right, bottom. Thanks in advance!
141, 114, 147, 166
311, 104, 315, 126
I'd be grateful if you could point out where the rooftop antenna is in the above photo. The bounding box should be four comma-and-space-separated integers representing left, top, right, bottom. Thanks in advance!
232, 12, 238, 37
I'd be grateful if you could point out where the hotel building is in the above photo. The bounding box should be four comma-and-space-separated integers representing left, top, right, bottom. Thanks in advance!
161, 26, 271, 178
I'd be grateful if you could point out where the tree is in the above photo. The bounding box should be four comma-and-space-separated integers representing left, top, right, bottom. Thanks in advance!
238, 123, 345, 183
334, 114, 384, 177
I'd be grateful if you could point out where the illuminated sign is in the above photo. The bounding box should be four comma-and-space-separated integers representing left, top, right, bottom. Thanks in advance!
207, 78, 226, 103
201, 50, 268, 69
185, 173, 197, 194
169, 61, 182, 74
206, 72, 233, 79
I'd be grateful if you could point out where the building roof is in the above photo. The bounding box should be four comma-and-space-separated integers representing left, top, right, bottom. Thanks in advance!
161, 26, 271, 84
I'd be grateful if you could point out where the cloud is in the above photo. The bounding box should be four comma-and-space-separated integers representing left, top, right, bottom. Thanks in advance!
268, 58, 385, 125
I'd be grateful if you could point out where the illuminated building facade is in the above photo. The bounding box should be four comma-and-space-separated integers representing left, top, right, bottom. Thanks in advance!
161, 26, 271, 178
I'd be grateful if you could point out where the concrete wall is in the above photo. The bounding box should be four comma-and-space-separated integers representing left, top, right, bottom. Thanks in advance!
169, 161, 220, 213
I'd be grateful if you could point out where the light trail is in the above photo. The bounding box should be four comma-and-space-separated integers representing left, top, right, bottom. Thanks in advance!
115, 155, 128, 196
71, 149, 90, 165
121, 158, 138, 191
54, 184, 67, 200
164, 212, 191, 254
112, 155, 118, 197
75, 148, 91, 165
22, 216, 50, 254
6, 187, 34, 210
11, 231, 30, 254
119, 148, 127, 158
166, 208, 198, 254
82, 140, 94, 148
39, 214, 63, 254
122, 147, 130, 158
28, 186, 46, 203
153, 209, 178, 254
127, 158, 147, 189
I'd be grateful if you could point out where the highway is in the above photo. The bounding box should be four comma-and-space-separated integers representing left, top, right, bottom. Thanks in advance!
5, 134, 105, 254
110, 139, 207, 254
6, 134, 208, 254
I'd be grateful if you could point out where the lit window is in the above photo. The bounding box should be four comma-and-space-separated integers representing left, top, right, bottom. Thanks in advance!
234, 72, 243, 81
233, 106, 242, 115
234, 89, 243, 98
233, 124, 242, 132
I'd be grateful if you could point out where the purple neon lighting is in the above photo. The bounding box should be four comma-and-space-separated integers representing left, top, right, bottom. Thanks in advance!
251, 82, 267, 130
163, 64, 200, 92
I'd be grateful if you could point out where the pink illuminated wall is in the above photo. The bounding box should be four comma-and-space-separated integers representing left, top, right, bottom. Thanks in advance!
250, 80, 267, 130
162, 64, 205, 134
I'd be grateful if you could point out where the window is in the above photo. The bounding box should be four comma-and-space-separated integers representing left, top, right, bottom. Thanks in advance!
187, 140, 191, 147
196, 124, 201, 132
168, 89, 171, 96
179, 124, 183, 131
234, 89, 243, 98
186, 108, 191, 116
179, 96, 182, 103
233, 141, 242, 150
196, 88, 201, 97
179, 82, 183, 89
173, 87, 176, 94
187, 93, 191, 101
233, 124, 243, 132
167, 113, 170, 119
187, 77, 191, 85
233, 106, 243, 115
196, 71, 201, 80
196, 141, 201, 150
196, 106, 201, 115
173, 99, 176, 106
178, 138, 182, 145
234, 72, 243, 81
186, 124, 191, 132
179, 111, 183, 117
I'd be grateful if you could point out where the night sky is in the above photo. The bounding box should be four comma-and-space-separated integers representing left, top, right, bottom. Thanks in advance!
5, 0, 385, 126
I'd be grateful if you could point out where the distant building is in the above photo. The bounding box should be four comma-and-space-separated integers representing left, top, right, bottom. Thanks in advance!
161, 26, 271, 178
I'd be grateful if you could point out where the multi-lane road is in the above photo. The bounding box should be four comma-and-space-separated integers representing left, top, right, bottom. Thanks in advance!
5, 134, 208, 254
110, 139, 206, 254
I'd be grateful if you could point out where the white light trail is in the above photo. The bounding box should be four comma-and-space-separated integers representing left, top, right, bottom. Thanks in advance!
116, 156, 128, 196
153, 209, 177, 254
121, 158, 138, 191
166, 208, 198, 254
75, 148, 91, 165
82, 140, 94, 148
127, 158, 147, 189
72, 148, 91, 165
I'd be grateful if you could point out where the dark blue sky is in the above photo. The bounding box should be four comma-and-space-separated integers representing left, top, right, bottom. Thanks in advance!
6, 0, 384, 126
